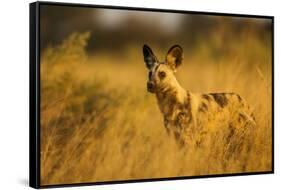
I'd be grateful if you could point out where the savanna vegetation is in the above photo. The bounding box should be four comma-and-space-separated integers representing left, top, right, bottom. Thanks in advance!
40, 23, 272, 185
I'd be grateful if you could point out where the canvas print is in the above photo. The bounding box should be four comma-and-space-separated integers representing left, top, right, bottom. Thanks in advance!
34, 2, 273, 187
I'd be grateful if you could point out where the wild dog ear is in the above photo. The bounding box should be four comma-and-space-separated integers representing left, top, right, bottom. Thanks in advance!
143, 44, 158, 69
166, 45, 183, 72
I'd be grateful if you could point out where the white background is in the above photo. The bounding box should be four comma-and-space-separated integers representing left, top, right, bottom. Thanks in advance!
0, 0, 279, 189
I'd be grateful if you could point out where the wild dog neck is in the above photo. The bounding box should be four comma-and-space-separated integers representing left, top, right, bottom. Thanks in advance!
155, 79, 188, 116
156, 79, 186, 100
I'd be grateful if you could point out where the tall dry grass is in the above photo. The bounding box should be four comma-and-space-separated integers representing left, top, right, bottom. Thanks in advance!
40, 31, 272, 185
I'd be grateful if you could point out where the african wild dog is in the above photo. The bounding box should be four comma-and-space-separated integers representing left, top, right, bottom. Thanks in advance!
142, 44, 256, 151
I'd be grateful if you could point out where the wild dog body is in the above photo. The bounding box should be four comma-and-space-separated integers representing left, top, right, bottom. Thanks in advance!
143, 44, 255, 149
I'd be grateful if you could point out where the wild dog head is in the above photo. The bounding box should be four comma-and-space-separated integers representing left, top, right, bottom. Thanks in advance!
142, 44, 183, 93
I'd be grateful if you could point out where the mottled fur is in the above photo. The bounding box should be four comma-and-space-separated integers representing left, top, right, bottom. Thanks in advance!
143, 44, 256, 150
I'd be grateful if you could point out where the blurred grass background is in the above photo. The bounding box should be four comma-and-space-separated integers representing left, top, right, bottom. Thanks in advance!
40, 5, 272, 185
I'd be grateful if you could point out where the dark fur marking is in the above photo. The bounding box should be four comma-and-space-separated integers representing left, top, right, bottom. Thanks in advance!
210, 93, 228, 108
202, 94, 212, 102
238, 113, 247, 123
251, 113, 256, 122
154, 64, 160, 72
236, 94, 242, 102
198, 102, 208, 113
161, 90, 167, 99
172, 92, 193, 128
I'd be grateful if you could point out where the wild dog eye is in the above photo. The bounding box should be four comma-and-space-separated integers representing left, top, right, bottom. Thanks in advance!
158, 71, 166, 79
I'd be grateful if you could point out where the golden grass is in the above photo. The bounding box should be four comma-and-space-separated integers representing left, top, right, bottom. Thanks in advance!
40, 32, 272, 185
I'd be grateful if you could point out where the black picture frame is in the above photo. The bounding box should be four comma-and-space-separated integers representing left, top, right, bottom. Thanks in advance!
30, 1, 274, 189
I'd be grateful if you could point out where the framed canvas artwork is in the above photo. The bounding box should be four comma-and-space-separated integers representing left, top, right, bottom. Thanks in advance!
30, 1, 274, 188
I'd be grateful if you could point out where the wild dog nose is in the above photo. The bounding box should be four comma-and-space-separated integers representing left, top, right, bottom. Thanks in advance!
147, 82, 155, 93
